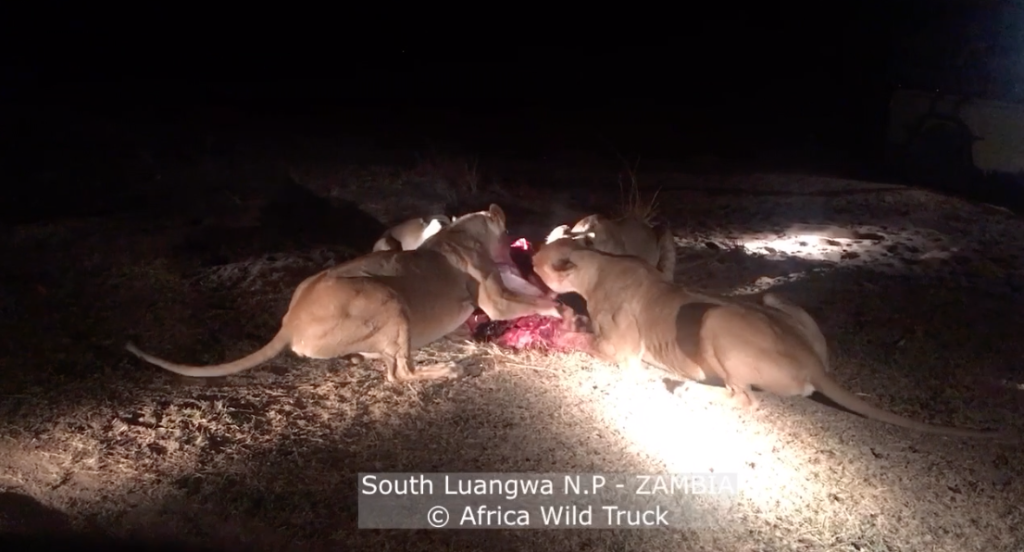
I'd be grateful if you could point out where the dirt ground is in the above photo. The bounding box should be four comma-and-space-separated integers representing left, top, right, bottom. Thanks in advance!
2, 142, 1024, 552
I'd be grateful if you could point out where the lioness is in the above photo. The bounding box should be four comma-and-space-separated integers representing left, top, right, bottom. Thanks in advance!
545, 213, 676, 282
126, 204, 563, 382
761, 291, 830, 372
547, 213, 829, 369
372, 214, 452, 252
531, 238, 1011, 440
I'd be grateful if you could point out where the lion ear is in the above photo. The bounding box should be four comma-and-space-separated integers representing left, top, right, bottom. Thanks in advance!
488, 204, 506, 227
545, 224, 571, 244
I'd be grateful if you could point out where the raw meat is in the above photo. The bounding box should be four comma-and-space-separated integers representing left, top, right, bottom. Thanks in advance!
465, 237, 588, 352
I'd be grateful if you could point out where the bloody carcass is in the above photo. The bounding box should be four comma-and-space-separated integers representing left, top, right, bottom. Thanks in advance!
464, 237, 591, 352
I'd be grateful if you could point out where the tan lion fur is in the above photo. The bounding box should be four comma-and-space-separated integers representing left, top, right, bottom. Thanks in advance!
372, 215, 452, 252
545, 213, 676, 282
126, 204, 562, 383
531, 238, 1013, 440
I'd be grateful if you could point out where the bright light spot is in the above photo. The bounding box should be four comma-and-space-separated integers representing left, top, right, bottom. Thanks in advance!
741, 234, 861, 262
730, 271, 816, 296
672, 223, 960, 285
581, 363, 823, 516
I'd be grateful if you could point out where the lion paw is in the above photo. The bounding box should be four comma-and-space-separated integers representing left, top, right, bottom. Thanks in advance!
726, 388, 758, 411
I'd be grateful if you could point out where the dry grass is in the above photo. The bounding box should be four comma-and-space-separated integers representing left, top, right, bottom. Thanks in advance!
1, 153, 1024, 551
412, 146, 482, 199
610, 154, 662, 225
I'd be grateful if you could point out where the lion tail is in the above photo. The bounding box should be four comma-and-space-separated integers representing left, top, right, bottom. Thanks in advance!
125, 329, 291, 378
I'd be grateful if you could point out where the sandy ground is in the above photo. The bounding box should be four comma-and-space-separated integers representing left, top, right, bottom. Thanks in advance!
2, 152, 1024, 551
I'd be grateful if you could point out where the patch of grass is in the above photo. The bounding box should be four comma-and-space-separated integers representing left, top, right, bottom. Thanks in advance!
412, 146, 481, 199
612, 151, 661, 223
3, 155, 1024, 552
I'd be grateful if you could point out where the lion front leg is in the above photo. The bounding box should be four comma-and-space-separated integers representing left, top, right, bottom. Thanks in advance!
476, 272, 562, 321
587, 333, 642, 370
555, 328, 618, 365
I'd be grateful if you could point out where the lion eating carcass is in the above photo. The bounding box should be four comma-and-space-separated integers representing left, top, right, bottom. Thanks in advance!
465, 237, 590, 351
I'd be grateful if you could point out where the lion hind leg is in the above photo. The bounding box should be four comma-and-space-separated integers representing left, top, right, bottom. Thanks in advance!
725, 382, 759, 410
387, 350, 460, 380
382, 318, 462, 383
329, 290, 460, 383
700, 333, 760, 411
388, 355, 462, 382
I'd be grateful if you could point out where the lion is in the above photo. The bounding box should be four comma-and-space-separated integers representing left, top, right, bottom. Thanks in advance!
530, 237, 1013, 440
372, 214, 452, 252
545, 213, 676, 282
760, 291, 830, 372
125, 204, 563, 383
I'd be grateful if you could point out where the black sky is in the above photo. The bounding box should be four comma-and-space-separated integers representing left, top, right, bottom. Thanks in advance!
0, 1, 1014, 162
2, 3, 905, 100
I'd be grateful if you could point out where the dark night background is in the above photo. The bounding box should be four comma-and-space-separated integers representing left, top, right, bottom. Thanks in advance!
5, 0, 1019, 222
